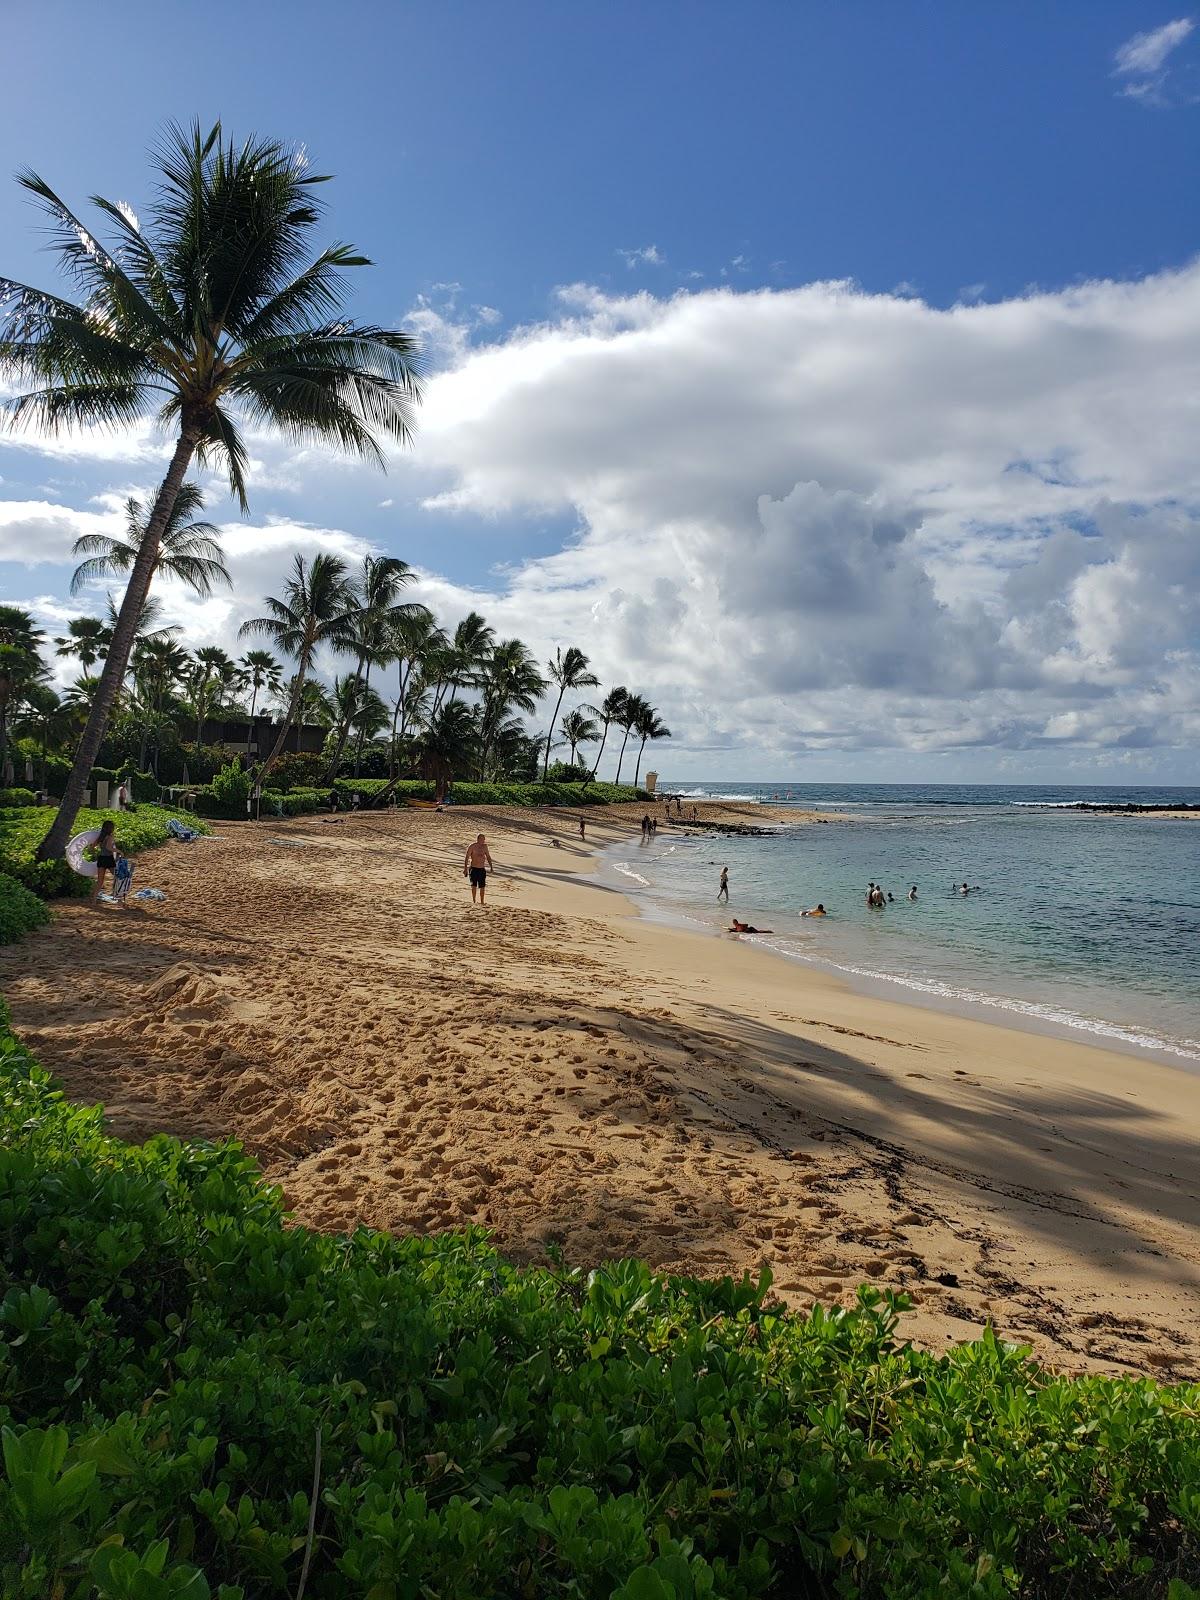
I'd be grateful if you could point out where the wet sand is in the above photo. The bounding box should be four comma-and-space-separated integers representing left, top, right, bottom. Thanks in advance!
3, 802, 1198, 1378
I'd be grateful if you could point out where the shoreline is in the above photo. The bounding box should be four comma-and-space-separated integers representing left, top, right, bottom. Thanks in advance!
2, 799, 1197, 1378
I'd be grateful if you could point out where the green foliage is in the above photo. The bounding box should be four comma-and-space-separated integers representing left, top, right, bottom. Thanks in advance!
261, 751, 324, 791
209, 762, 251, 814
118, 769, 160, 804
0, 871, 48, 943
0, 805, 210, 897
335, 778, 646, 808
0, 1010, 1196, 1598
0, 789, 36, 808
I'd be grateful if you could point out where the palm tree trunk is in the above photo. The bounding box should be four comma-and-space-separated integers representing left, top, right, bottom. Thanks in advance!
614, 724, 632, 785
634, 737, 648, 787
352, 661, 372, 777
0, 693, 10, 788
543, 686, 566, 780
36, 428, 199, 860
259, 653, 311, 783
589, 718, 610, 781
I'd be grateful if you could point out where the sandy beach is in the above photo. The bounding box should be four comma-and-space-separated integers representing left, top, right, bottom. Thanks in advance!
3, 802, 1198, 1379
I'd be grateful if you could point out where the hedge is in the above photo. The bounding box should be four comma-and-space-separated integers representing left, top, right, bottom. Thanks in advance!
0, 805, 211, 898
0, 872, 49, 944
0, 790, 36, 809
0, 1010, 1197, 1598
334, 778, 647, 808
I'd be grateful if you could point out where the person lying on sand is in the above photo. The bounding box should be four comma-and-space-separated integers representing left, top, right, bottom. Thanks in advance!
801, 904, 827, 917
464, 834, 494, 904
729, 919, 773, 933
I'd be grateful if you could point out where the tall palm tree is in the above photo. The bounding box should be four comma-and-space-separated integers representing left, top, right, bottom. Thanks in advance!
189, 645, 234, 748
130, 634, 190, 770
632, 703, 671, 787
613, 693, 647, 786
387, 611, 444, 773
239, 554, 359, 779
0, 607, 46, 785
441, 612, 495, 711
54, 615, 109, 672
587, 685, 629, 780
105, 591, 179, 645
13, 682, 72, 793
337, 554, 427, 778
542, 646, 599, 780
71, 483, 229, 598
559, 707, 600, 771
477, 639, 546, 781
1, 121, 422, 861
240, 649, 282, 722
415, 699, 478, 803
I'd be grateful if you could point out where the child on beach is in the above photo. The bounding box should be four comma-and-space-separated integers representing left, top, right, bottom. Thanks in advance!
90, 820, 121, 905
718, 867, 729, 902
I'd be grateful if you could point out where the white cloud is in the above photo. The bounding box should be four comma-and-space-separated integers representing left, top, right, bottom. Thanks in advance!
1112, 16, 1196, 103
618, 244, 666, 269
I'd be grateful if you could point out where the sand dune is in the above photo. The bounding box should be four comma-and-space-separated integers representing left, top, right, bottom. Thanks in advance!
3, 802, 1197, 1379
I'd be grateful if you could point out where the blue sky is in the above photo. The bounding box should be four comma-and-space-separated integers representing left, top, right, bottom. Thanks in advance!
1, 2, 1198, 781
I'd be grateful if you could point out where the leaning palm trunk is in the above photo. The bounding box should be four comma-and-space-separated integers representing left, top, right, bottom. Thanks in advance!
613, 723, 633, 785
352, 661, 373, 777
634, 737, 648, 787
543, 685, 567, 780
37, 430, 198, 860
589, 719, 610, 781
259, 658, 310, 784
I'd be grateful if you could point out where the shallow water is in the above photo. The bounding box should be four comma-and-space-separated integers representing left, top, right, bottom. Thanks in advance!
602, 782, 1200, 1065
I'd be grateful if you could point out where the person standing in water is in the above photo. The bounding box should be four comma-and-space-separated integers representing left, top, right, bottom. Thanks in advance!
464, 834, 494, 905
718, 867, 729, 902
908, 885, 918, 901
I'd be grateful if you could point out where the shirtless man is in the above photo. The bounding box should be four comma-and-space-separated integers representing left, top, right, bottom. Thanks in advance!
464, 833, 494, 904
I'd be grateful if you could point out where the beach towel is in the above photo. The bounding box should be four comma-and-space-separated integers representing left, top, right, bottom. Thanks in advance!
132, 887, 167, 902
113, 856, 135, 904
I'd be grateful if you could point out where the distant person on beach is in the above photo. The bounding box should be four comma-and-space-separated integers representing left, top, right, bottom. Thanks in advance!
718, 867, 729, 902
464, 834, 494, 905
729, 919, 773, 933
579, 816, 585, 840
801, 904, 827, 917
90, 820, 120, 905
908, 885, 918, 901
641, 814, 651, 841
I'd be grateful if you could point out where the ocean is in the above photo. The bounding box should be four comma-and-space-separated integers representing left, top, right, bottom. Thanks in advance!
598, 783, 1200, 1066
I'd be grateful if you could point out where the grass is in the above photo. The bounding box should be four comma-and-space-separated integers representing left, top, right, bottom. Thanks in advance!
0, 1005, 1197, 1598
0, 805, 211, 898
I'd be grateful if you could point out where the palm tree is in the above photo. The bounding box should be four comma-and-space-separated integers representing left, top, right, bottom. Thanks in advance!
13, 682, 72, 793
559, 707, 600, 771
71, 483, 229, 599
613, 693, 647, 786
415, 699, 478, 803
1, 121, 422, 861
240, 649, 283, 722
587, 686, 629, 780
335, 554, 427, 778
441, 612, 495, 711
0, 607, 46, 785
239, 554, 359, 780
130, 634, 190, 770
189, 645, 234, 748
477, 639, 546, 781
632, 703, 671, 787
542, 646, 599, 780
387, 611, 444, 774
54, 615, 109, 672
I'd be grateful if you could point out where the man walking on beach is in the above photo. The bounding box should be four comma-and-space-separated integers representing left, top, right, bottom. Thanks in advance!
718, 866, 729, 902
464, 834, 494, 905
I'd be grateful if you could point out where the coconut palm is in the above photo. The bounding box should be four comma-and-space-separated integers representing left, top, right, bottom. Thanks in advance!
239, 554, 359, 779
587, 686, 629, 780
130, 635, 190, 770
441, 612, 495, 711
336, 554, 428, 778
632, 702, 671, 787
13, 683, 72, 793
54, 615, 109, 672
415, 699, 478, 803
559, 707, 600, 770
239, 649, 283, 722
542, 646, 599, 780
387, 611, 444, 774
2, 121, 422, 860
613, 693, 647, 786
71, 483, 229, 599
105, 592, 179, 645
189, 645, 235, 748
476, 639, 546, 781
0, 607, 46, 785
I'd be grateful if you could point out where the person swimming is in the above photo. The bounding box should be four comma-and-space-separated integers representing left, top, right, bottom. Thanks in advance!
801, 904, 826, 917
729, 919, 773, 933
908, 885, 918, 901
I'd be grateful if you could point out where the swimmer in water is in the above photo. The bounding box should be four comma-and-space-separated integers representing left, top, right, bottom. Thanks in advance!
908, 885, 918, 901
801, 904, 827, 917
728, 919, 773, 933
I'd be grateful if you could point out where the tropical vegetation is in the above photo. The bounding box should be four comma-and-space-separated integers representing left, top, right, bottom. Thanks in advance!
0, 1010, 1197, 1599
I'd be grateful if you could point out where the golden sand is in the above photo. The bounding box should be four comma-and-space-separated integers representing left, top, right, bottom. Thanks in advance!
3, 802, 1197, 1378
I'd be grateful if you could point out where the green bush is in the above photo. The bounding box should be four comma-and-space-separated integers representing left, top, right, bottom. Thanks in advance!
333, 778, 646, 808
117, 768, 160, 804
0, 871, 48, 943
211, 761, 252, 815
0, 789, 36, 809
0, 805, 210, 898
0, 1012, 1196, 1598
265, 751, 326, 791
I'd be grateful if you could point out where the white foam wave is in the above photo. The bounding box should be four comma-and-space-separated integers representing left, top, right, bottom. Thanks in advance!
610, 861, 650, 887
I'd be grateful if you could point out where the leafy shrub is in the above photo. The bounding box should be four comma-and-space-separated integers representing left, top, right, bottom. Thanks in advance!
0, 871, 48, 943
116, 767, 160, 804
333, 778, 645, 808
211, 761, 252, 815
263, 750, 325, 791
0, 789, 35, 808
0, 1012, 1196, 1598
11, 743, 70, 797
0, 805, 210, 897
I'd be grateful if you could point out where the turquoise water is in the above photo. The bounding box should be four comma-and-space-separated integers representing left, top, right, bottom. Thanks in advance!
600, 783, 1200, 1065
